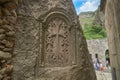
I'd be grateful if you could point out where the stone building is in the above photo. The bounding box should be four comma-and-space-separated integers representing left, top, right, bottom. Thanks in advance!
87, 39, 108, 66
0, 0, 96, 80
101, 0, 120, 80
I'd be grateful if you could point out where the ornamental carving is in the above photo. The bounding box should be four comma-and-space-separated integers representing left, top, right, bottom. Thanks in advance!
45, 17, 71, 67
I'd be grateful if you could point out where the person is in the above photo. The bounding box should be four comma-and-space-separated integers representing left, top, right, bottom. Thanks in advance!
99, 62, 104, 71
105, 49, 110, 68
95, 58, 100, 70
93, 61, 97, 70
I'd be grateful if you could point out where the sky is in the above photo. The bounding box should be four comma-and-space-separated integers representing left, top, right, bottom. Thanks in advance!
72, 0, 100, 14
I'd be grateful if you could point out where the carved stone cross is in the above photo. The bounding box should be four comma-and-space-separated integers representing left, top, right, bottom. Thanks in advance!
45, 18, 69, 66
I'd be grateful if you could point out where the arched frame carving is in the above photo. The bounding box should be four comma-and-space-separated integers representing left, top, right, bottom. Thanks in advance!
40, 12, 76, 67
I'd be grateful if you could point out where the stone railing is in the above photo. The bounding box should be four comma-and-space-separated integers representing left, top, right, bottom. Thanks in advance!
0, 0, 18, 80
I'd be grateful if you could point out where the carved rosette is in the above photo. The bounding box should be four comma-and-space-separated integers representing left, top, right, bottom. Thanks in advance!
0, 0, 18, 80
45, 17, 71, 67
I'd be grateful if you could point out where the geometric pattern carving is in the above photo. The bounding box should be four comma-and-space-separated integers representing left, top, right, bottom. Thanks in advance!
45, 17, 71, 67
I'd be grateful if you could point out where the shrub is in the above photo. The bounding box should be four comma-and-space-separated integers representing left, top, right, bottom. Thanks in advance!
83, 24, 107, 39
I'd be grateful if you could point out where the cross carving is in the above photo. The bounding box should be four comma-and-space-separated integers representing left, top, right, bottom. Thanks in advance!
47, 19, 66, 54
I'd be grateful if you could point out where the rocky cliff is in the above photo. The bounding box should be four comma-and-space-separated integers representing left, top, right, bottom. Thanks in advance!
79, 11, 95, 28
79, 7, 105, 29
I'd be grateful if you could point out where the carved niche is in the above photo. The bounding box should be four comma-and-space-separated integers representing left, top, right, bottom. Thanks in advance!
44, 16, 72, 67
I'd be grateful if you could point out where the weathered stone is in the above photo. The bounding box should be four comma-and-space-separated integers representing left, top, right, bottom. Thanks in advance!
0, 29, 5, 34
0, 19, 3, 25
0, 34, 5, 40
5, 41, 14, 48
3, 48, 12, 52
0, 0, 12, 3
104, 0, 120, 79
2, 8, 11, 16
12, 0, 96, 80
0, 51, 12, 59
0, 60, 6, 64
6, 31, 15, 37
3, 1, 17, 11
1, 19, 9, 25
2, 76, 11, 80
100, 0, 107, 13
0, 40, 7, 44
6, 16, 17, 24
0, 65, 13, 75
0, 0, 17, 79
0, 74, 3, 80
0, 67, 6, 75
5, 65, 13, 74
2, 25, 14, 31
0, 45, 5, 49
0, 6, 2, 17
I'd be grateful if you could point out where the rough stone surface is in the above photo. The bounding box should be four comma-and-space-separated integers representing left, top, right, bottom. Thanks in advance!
0, 0, 18, 80
104, 0, 120, 80
0, 51, 12, 59
94, 6, 105, 28
87, 38, 108, 66
12, 0, 96, 80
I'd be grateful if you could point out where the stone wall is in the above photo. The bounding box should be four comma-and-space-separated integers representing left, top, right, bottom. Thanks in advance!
87, 38, 108, 66
105, 0, 120, 79
0, 0, 18, 80
11, 0, 96, 80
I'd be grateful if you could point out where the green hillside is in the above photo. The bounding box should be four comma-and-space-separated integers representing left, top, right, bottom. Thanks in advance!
79, 11, 107, 40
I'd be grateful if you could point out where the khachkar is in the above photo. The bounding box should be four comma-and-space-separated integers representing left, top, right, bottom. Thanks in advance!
0, 0, 18, 80
12, 0, 96, 80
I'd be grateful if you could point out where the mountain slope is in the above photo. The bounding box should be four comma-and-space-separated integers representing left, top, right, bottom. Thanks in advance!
79, 10, 106, 40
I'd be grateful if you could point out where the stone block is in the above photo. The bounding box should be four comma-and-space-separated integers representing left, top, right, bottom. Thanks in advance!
0, 29, 5, 34
0, 51, 12, 59
3, 48, 12, 52
0, 34, 5, 40
6, 31, 15, 37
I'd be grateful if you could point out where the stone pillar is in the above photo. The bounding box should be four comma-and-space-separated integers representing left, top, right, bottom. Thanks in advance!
105, 0, 120, 80
12, 0, 96, 80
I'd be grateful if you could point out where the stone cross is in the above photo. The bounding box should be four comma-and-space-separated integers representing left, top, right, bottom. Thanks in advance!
45, 18, 69, 66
